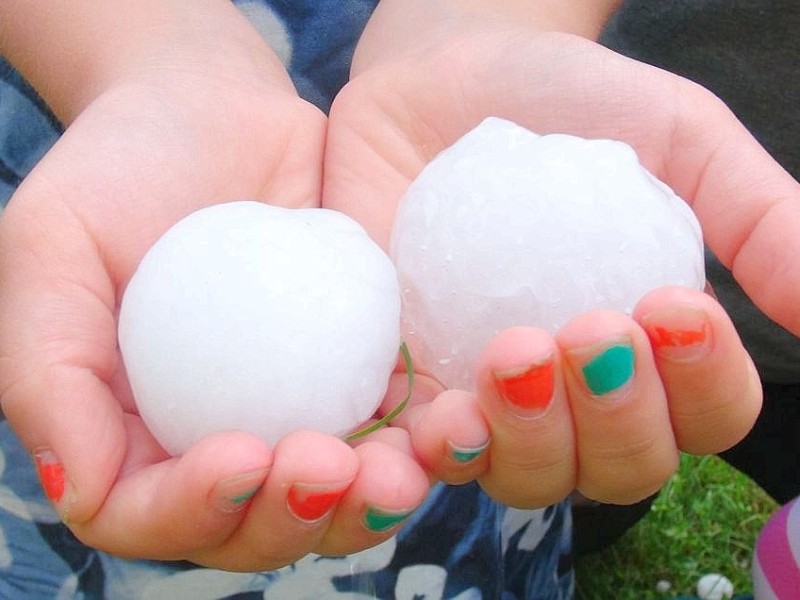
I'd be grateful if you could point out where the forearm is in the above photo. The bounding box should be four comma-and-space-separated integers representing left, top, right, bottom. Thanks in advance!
353, 0, 621, 73
0, 0, 292, 123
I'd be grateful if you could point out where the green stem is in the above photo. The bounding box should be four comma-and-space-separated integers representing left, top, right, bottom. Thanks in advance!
344, 342, 414, 442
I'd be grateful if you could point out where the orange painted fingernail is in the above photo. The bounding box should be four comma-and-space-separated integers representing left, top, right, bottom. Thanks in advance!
33, 448, 66, 504
287, 483, 350, 523
493, 358, 555, 417
642, 306, 712, 363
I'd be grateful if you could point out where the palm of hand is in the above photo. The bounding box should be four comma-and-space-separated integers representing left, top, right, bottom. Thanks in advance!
324, 28, 775, 507
0, 74, 326, 561
0, 23, 790, 568
326, 27, 798, 315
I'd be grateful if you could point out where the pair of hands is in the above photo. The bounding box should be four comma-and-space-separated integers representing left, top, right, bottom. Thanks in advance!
1, 7, 798, 573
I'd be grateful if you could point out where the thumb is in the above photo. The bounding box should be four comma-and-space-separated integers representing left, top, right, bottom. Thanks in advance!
0, 194, 126, 525
662, 85, 800, 336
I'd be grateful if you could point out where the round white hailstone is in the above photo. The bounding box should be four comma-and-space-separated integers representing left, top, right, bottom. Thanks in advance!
391, 117, 705, 390
697, 573, 734, 600
655, 580, 672, 593
119, 201, 400, 456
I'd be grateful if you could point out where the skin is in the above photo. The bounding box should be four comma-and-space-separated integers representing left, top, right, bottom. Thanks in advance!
325, 0, 795, 508
0, 0, 794, 573
0, 0, 429, 571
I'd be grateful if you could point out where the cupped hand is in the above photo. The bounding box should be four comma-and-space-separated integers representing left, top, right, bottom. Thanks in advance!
400, 287, 761, 507
0, 46, 428, 570
322, 18, 798, 506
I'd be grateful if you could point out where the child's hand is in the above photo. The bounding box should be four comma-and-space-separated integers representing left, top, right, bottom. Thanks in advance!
0, 28, 429, 570
322, 4, 798, 506
395, 287, 760, 507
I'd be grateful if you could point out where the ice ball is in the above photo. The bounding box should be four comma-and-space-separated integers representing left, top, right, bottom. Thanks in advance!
391, 117, 705, 390
119, 201, 400, 455
697, 573, 734, 600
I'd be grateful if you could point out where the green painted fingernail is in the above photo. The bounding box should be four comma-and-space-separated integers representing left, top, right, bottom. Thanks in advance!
213, 469, 269, 513
364, 507, 412, 532
581, 344, 635, 395
448, 439, 490, 463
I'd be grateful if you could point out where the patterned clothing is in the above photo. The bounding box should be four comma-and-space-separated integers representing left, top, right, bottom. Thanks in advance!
0, 1, 572, 598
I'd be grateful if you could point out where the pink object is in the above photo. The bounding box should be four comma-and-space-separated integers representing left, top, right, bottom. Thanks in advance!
753, 496, 800, 599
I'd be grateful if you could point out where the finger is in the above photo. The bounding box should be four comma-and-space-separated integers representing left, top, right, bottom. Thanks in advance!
557, 310, 679, 504
380, 358, 446, 418
193, 430, 357, 571
5, 368, 127, 525
0, 308, 126, 527
348, 419, 439, 487
316, 439, 430, 557
659, 84, 800, 336
469, 328, 576, 508
72, 431, 272, 561
351, 424, 416, 458
634, 286, 763, 455
344, 359, 444, 443
407, 390, 491, 486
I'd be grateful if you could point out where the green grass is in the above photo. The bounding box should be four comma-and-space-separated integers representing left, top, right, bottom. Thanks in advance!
574, 454, 778, 599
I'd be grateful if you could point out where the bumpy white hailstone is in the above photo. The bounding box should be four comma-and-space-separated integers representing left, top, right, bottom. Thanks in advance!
119, 201, 400, 456
696, 573, 734, 600
391, 118, 705, 390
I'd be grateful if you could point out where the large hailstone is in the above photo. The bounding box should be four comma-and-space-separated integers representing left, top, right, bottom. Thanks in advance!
391, 118, 705, 390
119, 201, 400, 456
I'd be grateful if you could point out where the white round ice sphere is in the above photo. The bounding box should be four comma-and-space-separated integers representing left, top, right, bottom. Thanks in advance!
655, 580, 672, 593
119, 201, 400, 455
697, 573, 734, 600
391, 117, 705, 390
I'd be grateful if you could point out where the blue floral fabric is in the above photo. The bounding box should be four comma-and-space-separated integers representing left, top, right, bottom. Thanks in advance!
0, 1, 573, 598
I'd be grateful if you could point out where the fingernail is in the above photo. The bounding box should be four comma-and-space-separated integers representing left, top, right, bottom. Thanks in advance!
493, 357, 555, 417
448, 438, 490, 463
287, 482, 350, 523
641, 306, 712, 363
33, 448, 67, 504
364, 506, 413, 532
213, 469, 269, 513
574, 341, 635, 397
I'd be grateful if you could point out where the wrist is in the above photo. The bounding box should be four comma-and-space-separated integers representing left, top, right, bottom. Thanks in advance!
0, 1, 293, 124
353, 0, 620, 74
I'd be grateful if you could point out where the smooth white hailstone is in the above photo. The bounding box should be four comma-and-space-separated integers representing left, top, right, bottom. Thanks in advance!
391, 117, 705, 390
697, 573, 734, 600
119, 201, 400, 455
